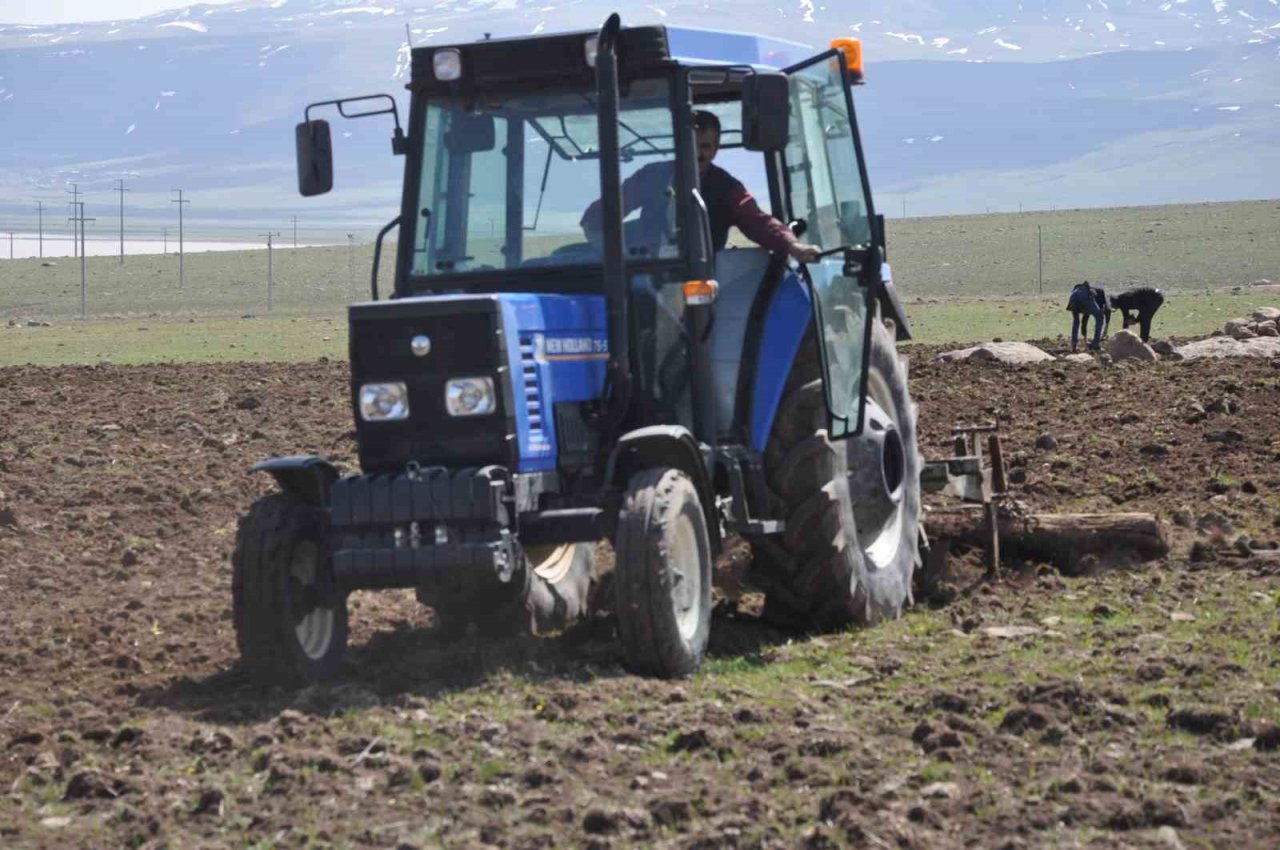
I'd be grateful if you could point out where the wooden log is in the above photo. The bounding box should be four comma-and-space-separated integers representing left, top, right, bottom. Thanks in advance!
924, 508, 1169, 570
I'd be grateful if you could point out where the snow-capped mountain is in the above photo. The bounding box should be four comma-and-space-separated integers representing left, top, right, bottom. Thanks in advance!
0, 0, 1277, 229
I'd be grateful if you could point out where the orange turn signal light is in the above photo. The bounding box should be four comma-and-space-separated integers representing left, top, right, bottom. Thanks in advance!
683, 279, 719, 306
830, 38, 864, 82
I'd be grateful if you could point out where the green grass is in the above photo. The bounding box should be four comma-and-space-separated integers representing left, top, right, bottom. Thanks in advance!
2, 199, 1278, 364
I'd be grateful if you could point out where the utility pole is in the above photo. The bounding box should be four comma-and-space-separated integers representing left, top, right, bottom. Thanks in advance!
37, 201, 44, 259
347, 233, 355, 299
163, 227, 168, 255
67, 183, 81, 257
1038, 225, 1044, 295
171, 189, 189, 287
69, 202, 96, 318
291, 216, 298, 249
260, 232, 280, 311
114, 178, 129, 264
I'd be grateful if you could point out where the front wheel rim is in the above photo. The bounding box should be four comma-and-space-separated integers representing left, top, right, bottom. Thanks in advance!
289, 541, 335, 661
670, 514, 703, 641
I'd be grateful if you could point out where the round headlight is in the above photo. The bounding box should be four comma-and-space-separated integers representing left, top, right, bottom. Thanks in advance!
445, 377, 496, 417
359, 382, 410, 421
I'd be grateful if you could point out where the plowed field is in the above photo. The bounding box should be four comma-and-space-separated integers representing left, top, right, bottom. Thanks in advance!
2, 350, 1279, 849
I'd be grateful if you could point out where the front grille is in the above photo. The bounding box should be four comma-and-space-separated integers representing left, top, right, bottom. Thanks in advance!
518, 334, 547, 448
349, 299, 514, 473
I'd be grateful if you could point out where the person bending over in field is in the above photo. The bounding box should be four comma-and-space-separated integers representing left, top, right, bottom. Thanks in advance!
1067, 281, 1103, 352
1080, 283, 1111, 344
1111, 286, 1165, 343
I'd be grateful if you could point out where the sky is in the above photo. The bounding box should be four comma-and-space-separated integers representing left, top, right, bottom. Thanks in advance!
0, 0, 237, 24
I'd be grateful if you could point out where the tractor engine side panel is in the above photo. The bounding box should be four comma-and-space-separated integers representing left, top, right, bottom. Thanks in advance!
498, 294, 609, 473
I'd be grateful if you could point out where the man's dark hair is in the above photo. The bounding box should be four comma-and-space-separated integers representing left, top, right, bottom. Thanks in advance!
693, 110, 721, 138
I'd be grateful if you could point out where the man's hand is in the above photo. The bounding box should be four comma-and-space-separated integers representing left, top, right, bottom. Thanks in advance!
787, 242, 823, 263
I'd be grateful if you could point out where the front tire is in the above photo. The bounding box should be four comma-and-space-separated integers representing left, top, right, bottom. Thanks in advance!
232, 495, 348, 686
614, 468, 712, 678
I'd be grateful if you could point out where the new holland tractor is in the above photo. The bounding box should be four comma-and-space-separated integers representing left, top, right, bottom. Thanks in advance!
232, 15, 921, 684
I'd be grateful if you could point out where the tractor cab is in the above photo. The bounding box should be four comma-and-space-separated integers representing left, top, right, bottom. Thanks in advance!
243, 17, 920, 684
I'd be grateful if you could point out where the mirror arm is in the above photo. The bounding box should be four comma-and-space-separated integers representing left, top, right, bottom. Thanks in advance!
305, 94, 407, 156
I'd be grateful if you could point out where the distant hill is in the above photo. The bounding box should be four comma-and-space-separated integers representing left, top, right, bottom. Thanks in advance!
0, 0, 1277, 230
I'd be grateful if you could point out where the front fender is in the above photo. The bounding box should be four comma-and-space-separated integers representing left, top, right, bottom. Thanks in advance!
605, 426, 719, 550
252, 455, 339, 506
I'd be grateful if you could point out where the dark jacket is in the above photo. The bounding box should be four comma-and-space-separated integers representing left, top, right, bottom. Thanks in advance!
1111, 287, 1164, 315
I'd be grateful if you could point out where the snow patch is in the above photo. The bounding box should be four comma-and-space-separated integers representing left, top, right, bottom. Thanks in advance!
994, 38, 1023, 50
158, 21, 208, 33
319, 6, 395, 16
125, 124, 136, 135
886, 32, 925, 45
1218, 105, 1241, 110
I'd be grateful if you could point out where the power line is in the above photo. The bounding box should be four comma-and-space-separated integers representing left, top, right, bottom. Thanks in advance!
68, 201, 96, 319
115, 178, 130, 265
259, 232, 281, 311
66, 183, 81, 258
172, 189, 190, 287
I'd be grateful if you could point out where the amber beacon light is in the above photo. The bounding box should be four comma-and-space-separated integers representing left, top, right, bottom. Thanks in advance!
829, 38, 865, 82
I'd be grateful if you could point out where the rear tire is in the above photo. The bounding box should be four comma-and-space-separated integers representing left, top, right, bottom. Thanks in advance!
753, 320, 919, 629
614, 468, 712, 678
232, 495, 348, 686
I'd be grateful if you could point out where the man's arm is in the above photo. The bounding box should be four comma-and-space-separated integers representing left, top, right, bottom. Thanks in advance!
724, 182, 821, 262
580, 163, 656, 238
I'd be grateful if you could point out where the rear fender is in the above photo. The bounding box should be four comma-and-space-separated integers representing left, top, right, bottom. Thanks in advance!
605, 426, 719, 550
749, 272, 813, 452
253, 455, 339, 506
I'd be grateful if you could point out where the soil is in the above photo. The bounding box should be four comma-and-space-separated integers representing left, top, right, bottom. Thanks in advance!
2, 349, 1279, 848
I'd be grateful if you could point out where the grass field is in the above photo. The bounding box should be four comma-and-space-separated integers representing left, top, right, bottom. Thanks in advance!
1, 199, 1277, 365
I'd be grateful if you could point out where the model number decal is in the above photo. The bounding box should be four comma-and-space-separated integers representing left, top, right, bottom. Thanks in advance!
542, 335, 608, 357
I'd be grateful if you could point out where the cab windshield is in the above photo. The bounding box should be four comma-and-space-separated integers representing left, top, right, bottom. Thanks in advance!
410, 78, 679, 277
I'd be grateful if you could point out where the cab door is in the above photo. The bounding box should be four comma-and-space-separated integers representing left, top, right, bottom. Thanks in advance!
783, 49, 878, 439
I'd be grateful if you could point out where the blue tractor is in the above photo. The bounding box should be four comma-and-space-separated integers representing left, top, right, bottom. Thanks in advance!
233, 15, 921, 682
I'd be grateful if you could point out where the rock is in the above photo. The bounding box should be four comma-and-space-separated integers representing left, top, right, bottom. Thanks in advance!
935, 341, 1055, 365
26, 320, 52, 328
1253, 307, 1280, 322
1177, 336, 1280, 361
0, 508, 18, 528
1205, 429, 1244, 445
1034, 433, 1058, 451
1172, 508, 1194, 528
1063, 353, 1095, 364
920, 781, 959, 800
41, 261, 56, 267
1106, 330, 1157, 362
1224, 318, 1253, 339
121, 549, 139, 567
1008, 467, 1027, 485
1150, 339, 1179, 358
1257, 323, 1279, 338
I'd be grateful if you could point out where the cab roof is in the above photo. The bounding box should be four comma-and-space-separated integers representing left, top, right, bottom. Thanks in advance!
408, 24, 814, 94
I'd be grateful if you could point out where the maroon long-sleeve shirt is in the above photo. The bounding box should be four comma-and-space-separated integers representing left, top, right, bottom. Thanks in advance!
581, 161, 797, 254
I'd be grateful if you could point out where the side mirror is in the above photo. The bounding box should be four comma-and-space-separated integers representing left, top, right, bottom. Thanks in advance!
742, 72, 790, 152
445, 113, 495, 153
296, 119, 333, 197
